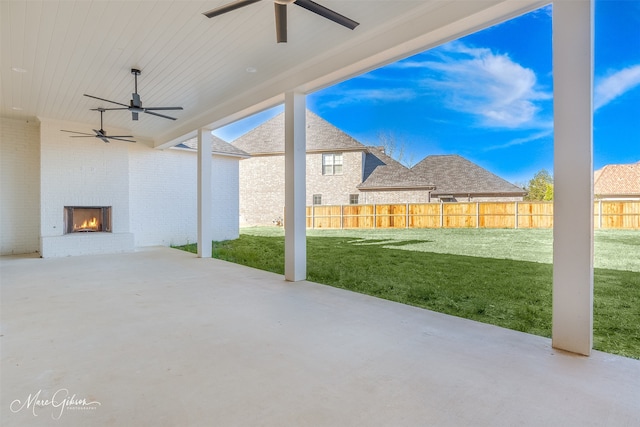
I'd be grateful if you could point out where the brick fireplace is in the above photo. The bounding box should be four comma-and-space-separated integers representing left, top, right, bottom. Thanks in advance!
39, 118, 134, 257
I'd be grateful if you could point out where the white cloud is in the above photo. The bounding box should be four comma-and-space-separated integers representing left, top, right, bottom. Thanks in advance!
483, 129, 553, 151
320, 88, 416, 108
594, 65, 640, 110
418, 41, 551, 129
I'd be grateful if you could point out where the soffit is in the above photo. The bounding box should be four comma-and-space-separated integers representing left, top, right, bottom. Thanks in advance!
1, 0, 546, 147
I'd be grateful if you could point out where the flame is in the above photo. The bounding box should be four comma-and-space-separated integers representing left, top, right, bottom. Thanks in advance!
74, 217, 99, 231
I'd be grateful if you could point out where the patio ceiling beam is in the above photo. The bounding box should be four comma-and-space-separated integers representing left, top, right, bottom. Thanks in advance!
552, 0, 594, 356
284, 91, 307, 282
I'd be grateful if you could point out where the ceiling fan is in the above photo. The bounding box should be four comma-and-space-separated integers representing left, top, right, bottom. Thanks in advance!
60, 108, 136, 143
84, 68, 183, 121
203, 0, 359, 43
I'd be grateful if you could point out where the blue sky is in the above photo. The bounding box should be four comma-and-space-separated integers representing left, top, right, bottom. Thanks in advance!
214, 1, 640, 185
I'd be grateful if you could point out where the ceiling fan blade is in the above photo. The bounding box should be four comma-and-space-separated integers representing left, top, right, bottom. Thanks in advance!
84, 94, 129, 108
108, 137, 137, 143
294, 0, 359, 30
93, 129, 104, 136
203, 0, 262, 18
144, 110, 177, 120
99, 107, 129, 111
68, 135, 99, 138
99, 137, 111, 143
132, 112, 139, 121
143, 106, 183, 111
275, 3, 287, 43
61, 130, 95, 136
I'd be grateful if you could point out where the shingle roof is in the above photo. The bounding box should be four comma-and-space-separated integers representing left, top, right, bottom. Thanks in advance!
176, 135, 250, 158
231, 110, 365, 154
594, 162, 640, 196
358, 147, 434, 190
411, 155, 525, 195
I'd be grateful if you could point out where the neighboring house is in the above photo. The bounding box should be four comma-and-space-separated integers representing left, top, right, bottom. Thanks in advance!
0, 117, 248, 257
232, 110, 524, 226
594, 162, 640, 200
411, 155, 526, 202
232, 110, 370, 225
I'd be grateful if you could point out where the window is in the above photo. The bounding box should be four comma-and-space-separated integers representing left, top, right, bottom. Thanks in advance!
322, 153, 343, 175
313, 194, 322, 205
349, 194, 359, 205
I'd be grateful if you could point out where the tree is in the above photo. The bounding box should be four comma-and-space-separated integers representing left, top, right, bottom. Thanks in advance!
524, 169, 554, 201
376, 130, 415, 167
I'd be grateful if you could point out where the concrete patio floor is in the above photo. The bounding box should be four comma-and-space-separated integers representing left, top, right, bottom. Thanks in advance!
1, 247, 639, 426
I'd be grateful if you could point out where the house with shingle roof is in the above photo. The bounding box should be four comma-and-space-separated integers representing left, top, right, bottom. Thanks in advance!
594, 162, 640, 200
411, 155, 526, 202
232, 110, 523, 225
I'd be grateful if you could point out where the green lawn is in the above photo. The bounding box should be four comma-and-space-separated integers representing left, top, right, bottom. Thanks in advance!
176, 227, 640, 359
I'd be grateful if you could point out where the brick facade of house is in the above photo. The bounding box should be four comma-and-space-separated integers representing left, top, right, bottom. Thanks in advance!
233, 110, 525, 226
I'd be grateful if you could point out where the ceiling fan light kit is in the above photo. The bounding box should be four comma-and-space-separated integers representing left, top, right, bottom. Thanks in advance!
203, 0, 359, 43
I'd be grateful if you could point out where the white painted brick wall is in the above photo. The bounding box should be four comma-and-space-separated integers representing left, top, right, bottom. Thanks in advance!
211, 156, 240, 241
129, 146, 240, 246
128, 144, 197, 247
2, 117, 241, 256
39, 118, 134, 257
0, 118, 40, 255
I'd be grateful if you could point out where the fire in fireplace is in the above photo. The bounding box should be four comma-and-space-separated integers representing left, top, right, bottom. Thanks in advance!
64, 207, 112, 234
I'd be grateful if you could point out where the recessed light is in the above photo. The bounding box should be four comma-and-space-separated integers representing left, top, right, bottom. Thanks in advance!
12, 107, 23, 110
11, 67, 27, 73
246, 67, 257, 73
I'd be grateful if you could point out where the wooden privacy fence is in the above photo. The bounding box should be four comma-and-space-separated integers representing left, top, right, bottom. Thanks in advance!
305, 201, 640, 230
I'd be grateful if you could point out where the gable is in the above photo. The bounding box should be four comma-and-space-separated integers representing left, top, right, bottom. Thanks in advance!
232, 110, 365, 155
359, 147, 434, 190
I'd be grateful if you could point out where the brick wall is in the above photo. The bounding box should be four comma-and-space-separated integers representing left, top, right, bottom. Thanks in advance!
1, 117, 243, 255
358, 190, 432, 204
128, 145, 240, 246
307, 152, 364, 206
211, 155, 240, 241
239, 155, 285, 225
128, 144, 197, 247
39, 118, 134, 257
239, 150, 366, 225
0, 118, 40, 255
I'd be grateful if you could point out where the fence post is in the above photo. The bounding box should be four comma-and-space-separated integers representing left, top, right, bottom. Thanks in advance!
515, 201, 519, 229
406, 203, 410, 229
598, 200, 602, 229
440, 202, 444, 228
476, 202, 480, 228
373, 204, 377, 229
341, 204, 344, 230
311, 205, 315, 229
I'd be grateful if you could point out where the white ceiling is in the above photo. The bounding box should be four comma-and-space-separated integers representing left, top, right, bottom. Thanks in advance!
1, 0, 546, 147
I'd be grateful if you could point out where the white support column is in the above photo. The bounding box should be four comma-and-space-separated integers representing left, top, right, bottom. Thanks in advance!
284, 92, 306, 281
197, 128, 213, 258
552, 0, 594, 356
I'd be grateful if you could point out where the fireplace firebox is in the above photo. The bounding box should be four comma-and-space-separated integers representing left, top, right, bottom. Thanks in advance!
64, 207, 112, 234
